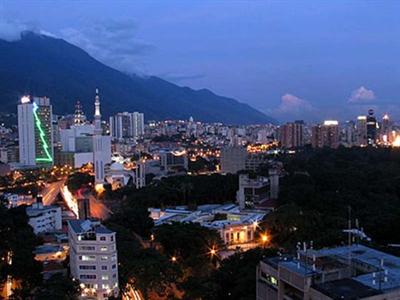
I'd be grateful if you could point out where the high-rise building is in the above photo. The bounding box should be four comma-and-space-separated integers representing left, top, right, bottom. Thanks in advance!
278, 121, 304, 149
311, 120, 339, 148
68, 219, 119, 300
381, 114, 392, 144
356, 116, 367, 146
93, 89, 111, 184
18, 96, 54, 167
366, 109, 377, 146
342, 120, 356, 147
109, 112, 144, 141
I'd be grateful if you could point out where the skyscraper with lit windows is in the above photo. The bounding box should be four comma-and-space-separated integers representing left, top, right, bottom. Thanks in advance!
18, 96, 53, 167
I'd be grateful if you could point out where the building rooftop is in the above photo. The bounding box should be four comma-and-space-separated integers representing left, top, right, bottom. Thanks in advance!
26, 204, 60, 217
314, 245, 400, 291
68, 219, 114, 235
266, 244, 400, 292
312, 278, 380, 299
150, 203, 267, 229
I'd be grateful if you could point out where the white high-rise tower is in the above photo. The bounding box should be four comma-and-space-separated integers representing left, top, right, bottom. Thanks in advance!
18, 96, 54, 167
92, 89, 111, 184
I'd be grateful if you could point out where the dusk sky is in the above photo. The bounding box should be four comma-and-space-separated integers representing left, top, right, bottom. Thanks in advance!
1, 0, 399, 122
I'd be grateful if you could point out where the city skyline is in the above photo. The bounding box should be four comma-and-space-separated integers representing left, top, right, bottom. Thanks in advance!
1, 1, 400, 121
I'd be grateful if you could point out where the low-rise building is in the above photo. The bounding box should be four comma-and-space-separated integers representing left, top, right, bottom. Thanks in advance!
257, 244, 400, 300
26, 198, 62, 234
68, 219, 119, 300
149, 204, 268, 248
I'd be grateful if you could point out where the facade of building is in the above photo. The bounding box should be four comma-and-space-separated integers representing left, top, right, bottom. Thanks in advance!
18, 96, 54, 167
366, 109, 377, 146
311, 121, 339, 149
220, 146, 247, 174
159, 149, 188, 172
380, 114, 392, 145
109, 112, 144, 141
68, 219, 119, 300
236, 174, 269, 209
257, 244, 400, 300
26, 197, 62, 235
356, 116, 368, 146
278, 121, 304, 149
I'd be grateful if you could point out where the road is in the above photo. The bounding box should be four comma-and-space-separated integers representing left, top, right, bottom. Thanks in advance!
42, 180, 66, 206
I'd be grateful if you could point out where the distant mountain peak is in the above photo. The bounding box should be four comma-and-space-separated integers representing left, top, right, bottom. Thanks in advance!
0, 33, 276, 125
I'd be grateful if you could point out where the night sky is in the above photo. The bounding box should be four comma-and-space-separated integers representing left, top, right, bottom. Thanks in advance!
1, 1, 399, 122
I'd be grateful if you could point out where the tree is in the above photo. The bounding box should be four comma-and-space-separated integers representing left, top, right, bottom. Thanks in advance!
0, 205, 42, 299
66, 172, 94, 193
109, 203, 154, 238
126, 249, 181, 300
211, 248, 277, 300
154, 223, 223, 277
34, 273, 80, 300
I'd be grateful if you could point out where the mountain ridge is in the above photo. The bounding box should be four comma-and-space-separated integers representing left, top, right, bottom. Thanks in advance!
0, 31, 276, 125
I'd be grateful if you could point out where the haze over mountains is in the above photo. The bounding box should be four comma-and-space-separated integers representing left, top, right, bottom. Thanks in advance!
0, 32, 275, 125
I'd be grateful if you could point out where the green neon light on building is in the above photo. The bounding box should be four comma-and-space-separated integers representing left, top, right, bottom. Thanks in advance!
33, 102, 53, 163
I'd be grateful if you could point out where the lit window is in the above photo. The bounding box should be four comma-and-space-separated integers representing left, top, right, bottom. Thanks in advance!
102, 275, 109, 280
81, 255, 96, 261
101, 256, 108, 261
100, 246, 107, 251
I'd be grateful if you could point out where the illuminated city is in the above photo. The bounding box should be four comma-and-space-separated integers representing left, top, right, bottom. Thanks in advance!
1, 1, 400, 300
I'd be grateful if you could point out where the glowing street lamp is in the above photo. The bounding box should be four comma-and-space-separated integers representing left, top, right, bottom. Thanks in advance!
171, 256, 177, 262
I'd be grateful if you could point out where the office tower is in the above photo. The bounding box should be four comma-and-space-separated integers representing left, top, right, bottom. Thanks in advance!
311, 121, 339, 148
278, 121, 304, 149
366, 109, 377, 146
356, 115, 367, 146
109, 112, 144, 141
68, 219, 119, 299
311, 124, 322, 148
381, 114, 392, 144
18, 96, 54, 167
342, 120, 356, 147
132, 112, 145, 139
93, 89, 111, 184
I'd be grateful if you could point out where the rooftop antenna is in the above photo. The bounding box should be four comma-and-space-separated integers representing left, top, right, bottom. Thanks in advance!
296, 242, 301, 269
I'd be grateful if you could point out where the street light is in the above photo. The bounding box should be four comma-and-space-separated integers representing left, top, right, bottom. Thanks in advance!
171, 256, 177, 262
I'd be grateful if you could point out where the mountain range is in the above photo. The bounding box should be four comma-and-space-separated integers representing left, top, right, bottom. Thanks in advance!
0, 32, 275, 124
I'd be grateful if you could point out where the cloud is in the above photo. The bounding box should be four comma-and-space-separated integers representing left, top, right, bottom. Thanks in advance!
158, 72, 206, 82
60, 19, 155, 73
349, 86, 376, 103
276, 93, 314, 114
269, 93, 317, 122
0, 19, 30, 41
0, 18, 57, 41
